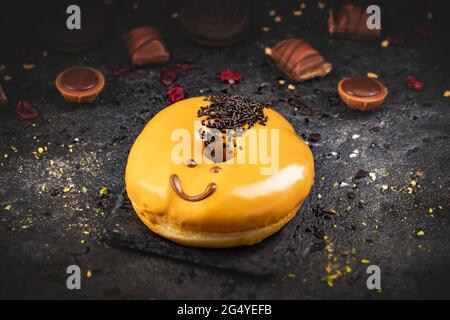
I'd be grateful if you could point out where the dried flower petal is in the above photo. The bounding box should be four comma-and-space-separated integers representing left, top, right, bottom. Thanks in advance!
15, 100, 38, 120
160, 67, 177, 86
219, 70, 243, 84
406, 75, 424, 91
167, 84, 185, 103
416, 22, 440, 38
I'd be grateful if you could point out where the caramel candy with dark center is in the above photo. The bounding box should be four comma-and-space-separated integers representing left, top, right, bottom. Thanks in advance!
124, 26, 170, 66
328, 4, 381, 39
55, 66, 105, 103
60, 68, 99, 91
269, 38, 332, 82
338, 77, 388, 111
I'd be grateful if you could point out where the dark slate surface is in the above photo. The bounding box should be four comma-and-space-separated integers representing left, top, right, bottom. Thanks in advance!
0, 0, 449, 299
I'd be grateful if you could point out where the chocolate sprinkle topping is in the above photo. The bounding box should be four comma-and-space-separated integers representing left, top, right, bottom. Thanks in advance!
198, 95, 268, 133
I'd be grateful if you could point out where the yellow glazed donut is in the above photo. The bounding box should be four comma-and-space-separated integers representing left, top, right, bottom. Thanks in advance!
125, 96, 314, 248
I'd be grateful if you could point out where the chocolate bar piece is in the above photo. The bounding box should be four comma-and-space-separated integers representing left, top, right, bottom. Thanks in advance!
0, 85, 7, 105
328, 4, 381, 39
269, 38, 332, 82
124, 27, 170, 66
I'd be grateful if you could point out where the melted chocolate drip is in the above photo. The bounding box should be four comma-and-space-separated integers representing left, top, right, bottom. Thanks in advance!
169, 174, 216, 202
210, 166, 222, 173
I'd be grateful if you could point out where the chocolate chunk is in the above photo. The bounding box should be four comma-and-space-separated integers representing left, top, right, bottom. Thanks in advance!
269, 38, 332, 82
309, 132, 321, 142
179, 0, 250, 47
355, 169, 369, 179
328, 4, 381, 39
0, 85, 7, 105
124, 27, 170, 66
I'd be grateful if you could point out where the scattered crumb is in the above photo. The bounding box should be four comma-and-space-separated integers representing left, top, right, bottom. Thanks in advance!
416, 230, 425, 237
274, 15, 282, 23
264, 47, 272, 56
352, 134, 360, 139
443, 90, 450, 97
381, 40, 390, 48
268, 10, 276, 16
261, 26, 270, 32
86, 270, 93, 278
99, 186, 109, 197
293, 10, 302, 16
300, 3, 307, 10
278, 79, 286, 86
288, 84, 296, 91
369, 172, 377, 181
318, 2, 326, 10
361, 259, 371, 264
23, 64, 35, 70
4, 75, 12, 81
171, 12, 179, 19
367, 72, 378, 79
288, 273, 296, 279
4, 205, 12, 211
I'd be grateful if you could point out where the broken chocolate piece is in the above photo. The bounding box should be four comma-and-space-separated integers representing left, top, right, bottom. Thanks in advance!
328, 4, 381, 39
269, 38, 332, 82
124, 26, 170, 66
0, 85, 7, 105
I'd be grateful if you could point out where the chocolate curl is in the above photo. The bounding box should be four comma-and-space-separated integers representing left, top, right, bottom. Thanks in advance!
269, 38, 332, 82
328, 4, 381, 39
124, 26, 170, 66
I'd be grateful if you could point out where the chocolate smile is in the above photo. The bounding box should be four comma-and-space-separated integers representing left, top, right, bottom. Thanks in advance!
169, 174, 217, 202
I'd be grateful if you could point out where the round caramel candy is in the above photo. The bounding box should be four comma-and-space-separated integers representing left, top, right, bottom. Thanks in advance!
338, 76, 388, 111
55, 66, 105, 103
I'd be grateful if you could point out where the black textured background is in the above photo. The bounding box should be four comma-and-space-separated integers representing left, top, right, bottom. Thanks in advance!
0, 0, 449, 299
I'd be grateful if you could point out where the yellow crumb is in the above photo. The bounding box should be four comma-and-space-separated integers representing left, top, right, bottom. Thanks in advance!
367, 72, 378, 79
381, 40, 390, 48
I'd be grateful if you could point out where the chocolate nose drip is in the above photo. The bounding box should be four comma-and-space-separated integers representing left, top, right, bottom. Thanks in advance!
169, 174, 216, 202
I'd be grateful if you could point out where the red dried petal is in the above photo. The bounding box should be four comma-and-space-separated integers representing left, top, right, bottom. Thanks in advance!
15, 100, 38, 120
415, 22, 440, 38
219, 70, 243, 84
406, 75, 424, 91
176, 62, 194, 72
167, 84, 185, 103
160, 67, 177, 86
109, 64, 133, 76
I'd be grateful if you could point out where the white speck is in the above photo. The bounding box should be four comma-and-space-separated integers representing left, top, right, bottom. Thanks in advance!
353, 149, 359, 154
340, 182, 349, 188
381, 185, 388, 191
331, 151, 338, 156
369, 172, 377, 181
352, 134, 360, 139
349, 153, 357, 158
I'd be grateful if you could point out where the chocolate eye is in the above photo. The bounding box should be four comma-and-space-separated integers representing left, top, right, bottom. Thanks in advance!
184, 159, 197, 167
210, 166, 222, 173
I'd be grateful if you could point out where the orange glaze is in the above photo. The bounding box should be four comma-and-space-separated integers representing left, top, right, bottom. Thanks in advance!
125, 96, 314, 236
